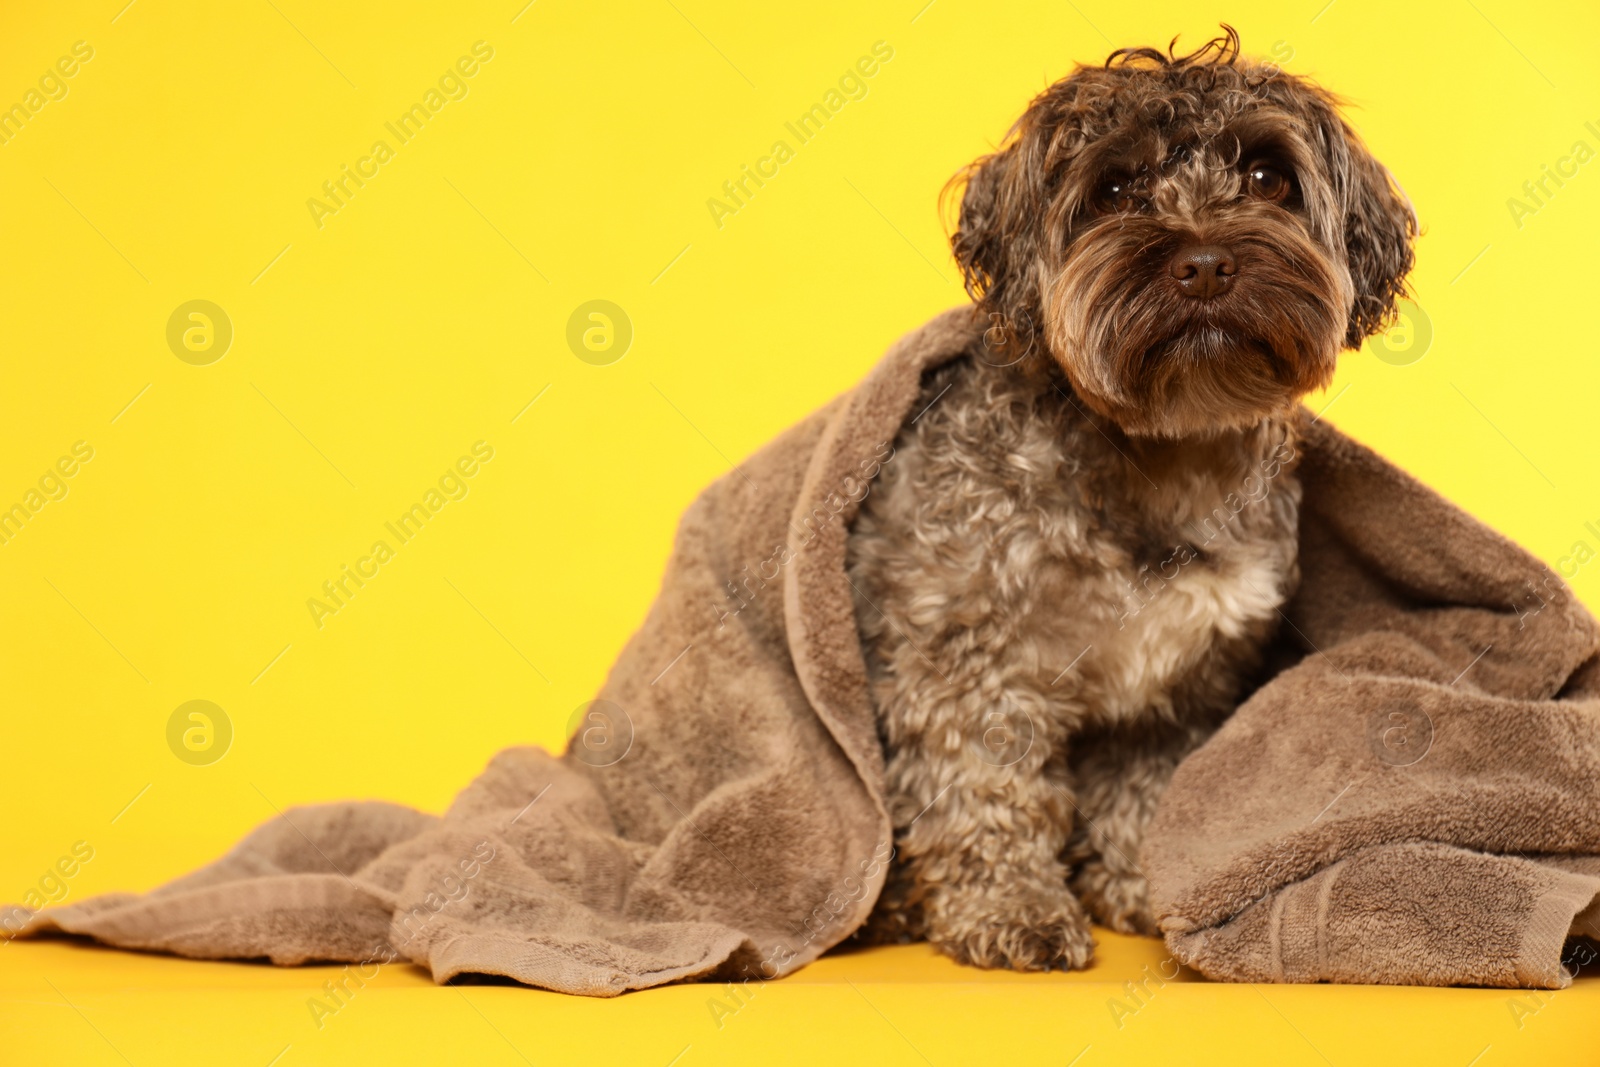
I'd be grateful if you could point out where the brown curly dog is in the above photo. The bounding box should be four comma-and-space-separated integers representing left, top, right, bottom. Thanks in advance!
846, 27, 1416, 970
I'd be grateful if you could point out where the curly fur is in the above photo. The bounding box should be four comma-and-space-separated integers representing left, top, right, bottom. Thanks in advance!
846, 28, 1416, 970
947, 25, 1415, 437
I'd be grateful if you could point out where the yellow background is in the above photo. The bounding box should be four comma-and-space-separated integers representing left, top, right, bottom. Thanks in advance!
2, 0, 1598, 1064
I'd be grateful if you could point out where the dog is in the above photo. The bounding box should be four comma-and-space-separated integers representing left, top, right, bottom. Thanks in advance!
845, 28, 1415, 970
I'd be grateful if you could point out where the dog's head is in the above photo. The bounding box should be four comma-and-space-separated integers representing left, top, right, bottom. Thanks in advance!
950, 28, 1416, 437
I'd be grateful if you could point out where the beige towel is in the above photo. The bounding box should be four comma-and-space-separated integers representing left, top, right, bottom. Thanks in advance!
8, 308, 1598, 992
1145, 408, 1600, 987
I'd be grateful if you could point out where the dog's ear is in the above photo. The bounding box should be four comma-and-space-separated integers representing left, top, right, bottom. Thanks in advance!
947, 129, 1049, 343
1323, 114, 1416, 348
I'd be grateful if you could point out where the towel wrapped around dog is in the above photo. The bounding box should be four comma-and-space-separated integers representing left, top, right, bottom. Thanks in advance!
1142, 408, 1600, 986
7, 307, 1599, 992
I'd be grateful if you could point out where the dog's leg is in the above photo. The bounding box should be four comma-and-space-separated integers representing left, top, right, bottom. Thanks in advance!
884, 691, 1093, 971
1063, 724, 1199, 935
854, 852, 925, 945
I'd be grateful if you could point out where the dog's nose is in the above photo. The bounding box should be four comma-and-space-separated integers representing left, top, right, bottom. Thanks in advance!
1169, 244, 1237, 299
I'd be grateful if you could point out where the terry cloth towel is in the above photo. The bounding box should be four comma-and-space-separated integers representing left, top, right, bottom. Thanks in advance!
7, 308, 1600, 993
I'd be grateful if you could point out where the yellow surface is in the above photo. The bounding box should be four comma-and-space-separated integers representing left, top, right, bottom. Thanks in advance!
6, 933, 1600, 1066
2, 0, 1598, 1063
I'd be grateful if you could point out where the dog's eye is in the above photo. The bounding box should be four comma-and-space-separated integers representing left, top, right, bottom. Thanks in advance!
1245, 163, 1292, 203
1095, 178, 1144, 215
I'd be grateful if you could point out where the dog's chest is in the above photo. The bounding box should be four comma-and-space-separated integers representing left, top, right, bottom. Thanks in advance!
849, 358, 1302, 731
1062, 501, 1298, 725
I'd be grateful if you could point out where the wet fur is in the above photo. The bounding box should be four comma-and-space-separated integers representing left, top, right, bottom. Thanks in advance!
845, 29, 1414, 970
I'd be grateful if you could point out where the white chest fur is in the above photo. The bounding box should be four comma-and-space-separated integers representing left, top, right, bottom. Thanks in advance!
1064, 482, 1301, 726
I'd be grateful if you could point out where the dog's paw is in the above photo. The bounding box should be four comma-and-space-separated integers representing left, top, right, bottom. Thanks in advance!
927, 883, 1096, 971
1073, 860, 1158, 936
